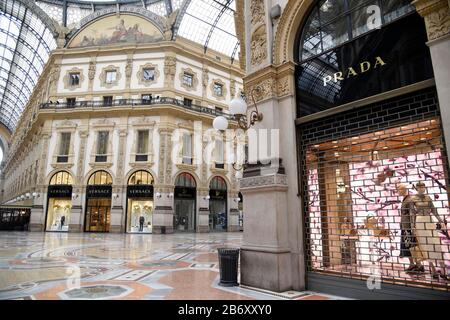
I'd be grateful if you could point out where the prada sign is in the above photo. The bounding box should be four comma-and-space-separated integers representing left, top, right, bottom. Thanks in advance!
296, 13, 433, 118
87, 186, 112, 198
48, 185, 72, 198
127, 185, 154, 198
323, 57, 386, 87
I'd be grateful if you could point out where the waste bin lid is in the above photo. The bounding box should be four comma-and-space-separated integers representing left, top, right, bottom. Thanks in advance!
217, 248, 240, 255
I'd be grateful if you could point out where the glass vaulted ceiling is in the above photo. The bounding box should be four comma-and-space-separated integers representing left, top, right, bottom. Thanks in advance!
0, 0, 57, 132
0, 0, 239, 131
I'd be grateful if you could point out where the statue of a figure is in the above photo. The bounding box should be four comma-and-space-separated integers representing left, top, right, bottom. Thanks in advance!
162, 9, 180, 41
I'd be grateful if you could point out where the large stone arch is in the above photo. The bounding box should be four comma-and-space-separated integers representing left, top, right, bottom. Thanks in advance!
273, 0, 316, 66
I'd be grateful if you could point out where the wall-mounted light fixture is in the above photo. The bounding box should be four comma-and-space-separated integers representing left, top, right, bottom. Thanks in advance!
155, 192, 162, 198
72, 193, 79, 200
113, 194, 120, 200
167, 193, 174, 199
203, 195, 211, 201
213, 88, 263, 132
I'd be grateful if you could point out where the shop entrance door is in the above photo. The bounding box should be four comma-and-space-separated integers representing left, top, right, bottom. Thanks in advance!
85, 199, 111, 232
174, 198, 196, 232
209, 199, 227, 232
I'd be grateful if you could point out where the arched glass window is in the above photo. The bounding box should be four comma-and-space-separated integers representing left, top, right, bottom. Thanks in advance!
175, 173, 196, 188
210, 176, 227, 191
88, 171, 113, 185
128, 171, 154, 185
49, 171, 73, 185
299, 0, 414, 62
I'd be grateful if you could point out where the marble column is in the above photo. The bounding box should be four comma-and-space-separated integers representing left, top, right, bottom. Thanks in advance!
414, 0, 450, 155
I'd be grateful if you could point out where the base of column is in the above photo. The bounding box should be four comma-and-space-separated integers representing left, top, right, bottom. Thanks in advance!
197, 225, 210, 233
69, 224, 82, 232
109, 225, 123, 233
29, 223, 44, 232
152, 226, 174, 234
240, 248, 292, 292
227, 225, 241, 232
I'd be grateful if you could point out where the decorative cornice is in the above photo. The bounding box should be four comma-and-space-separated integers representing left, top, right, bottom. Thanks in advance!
413, 0, 450, 41
240, 174, 288, 189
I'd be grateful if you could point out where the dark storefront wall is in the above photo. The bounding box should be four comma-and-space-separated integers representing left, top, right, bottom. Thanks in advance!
296, 5, 450, 298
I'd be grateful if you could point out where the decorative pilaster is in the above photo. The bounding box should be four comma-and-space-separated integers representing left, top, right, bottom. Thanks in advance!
164, 54, 177, 90
115, 127, 128, 186
249, 0, 269, 71
413, 0, 450, 41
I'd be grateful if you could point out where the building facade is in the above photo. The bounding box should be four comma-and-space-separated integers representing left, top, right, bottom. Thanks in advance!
238, 0, 450, 299
0, 8, 244, 234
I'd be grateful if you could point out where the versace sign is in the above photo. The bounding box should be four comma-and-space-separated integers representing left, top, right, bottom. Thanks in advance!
127, 185, 154, 198
48, 185, 72, 198
87, 186, 112, 198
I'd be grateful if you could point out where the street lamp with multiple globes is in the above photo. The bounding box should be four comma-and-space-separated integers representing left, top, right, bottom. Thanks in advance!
212, 88, 263, 178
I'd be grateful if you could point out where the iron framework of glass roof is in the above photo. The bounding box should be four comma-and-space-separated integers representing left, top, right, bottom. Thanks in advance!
0, 0, 240, 132
0, 0, 57, 132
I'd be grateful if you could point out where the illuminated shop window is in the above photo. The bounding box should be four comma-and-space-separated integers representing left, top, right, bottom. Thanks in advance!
303, 114, 450, 290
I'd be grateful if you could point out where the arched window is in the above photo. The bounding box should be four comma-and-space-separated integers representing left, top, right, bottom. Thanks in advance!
175, 173, 196, 188
50, 171, 73, 185
88, 171, 113, 185
299, 0, 414, 62
128, 171, 154, 185
210, 176, 227, 190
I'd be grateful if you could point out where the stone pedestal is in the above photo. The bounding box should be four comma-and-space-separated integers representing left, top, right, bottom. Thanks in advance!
239, 164, 293, 292
30, 205, 44, 232
228, 208, 240, 232
110, 206, 124, 233
197, 207, 210, 233
153, 206, 175, 234
69, 205, 83, 232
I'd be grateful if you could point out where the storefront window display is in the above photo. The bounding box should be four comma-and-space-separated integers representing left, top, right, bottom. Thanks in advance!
174, 173, 196, 232
209, 176, 227, 232
85, 171, 112, 233
46, 171, 73, 232
303, 114, 450, 291
126, 171, 154, 233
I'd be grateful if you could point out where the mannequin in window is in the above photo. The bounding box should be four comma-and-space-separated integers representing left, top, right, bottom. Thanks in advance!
139, 214, 145, 232
409, 182, 448, 280
397, 184, 417, 272
60, 215, 65, 230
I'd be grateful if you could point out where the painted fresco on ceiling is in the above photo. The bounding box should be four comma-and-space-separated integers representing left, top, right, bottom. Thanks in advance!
69, 14, 163, 48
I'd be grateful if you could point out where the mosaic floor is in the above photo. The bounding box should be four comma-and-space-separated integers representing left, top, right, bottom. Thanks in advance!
0, 232, 343, 300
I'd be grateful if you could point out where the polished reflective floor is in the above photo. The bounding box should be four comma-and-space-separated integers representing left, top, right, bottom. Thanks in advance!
0, 232, 342, 300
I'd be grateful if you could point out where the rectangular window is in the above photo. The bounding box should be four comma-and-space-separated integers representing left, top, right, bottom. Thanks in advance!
66, 98, 76, 107
215, 106, 223, 114
69, 73, 80, 86
184, 98, 192, 107
96, 131, 109, 162
106, 71, 116, 84
183, 73, 193, 87
214, 83, 223, 96
143, 68, 155, 81
137, 130, 149, 155
103, 96, 113, 106
214, 139, 224, 169
57, 132, 71, 163
182, 133, 193, 165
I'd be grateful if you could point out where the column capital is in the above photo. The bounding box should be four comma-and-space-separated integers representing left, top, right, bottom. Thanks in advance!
413, 0, 450, 41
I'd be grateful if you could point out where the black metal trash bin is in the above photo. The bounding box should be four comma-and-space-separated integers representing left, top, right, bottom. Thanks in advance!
217, 248, 240, 287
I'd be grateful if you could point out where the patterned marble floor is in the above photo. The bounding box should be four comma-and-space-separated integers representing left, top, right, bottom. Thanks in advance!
0, 232, 343, 300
